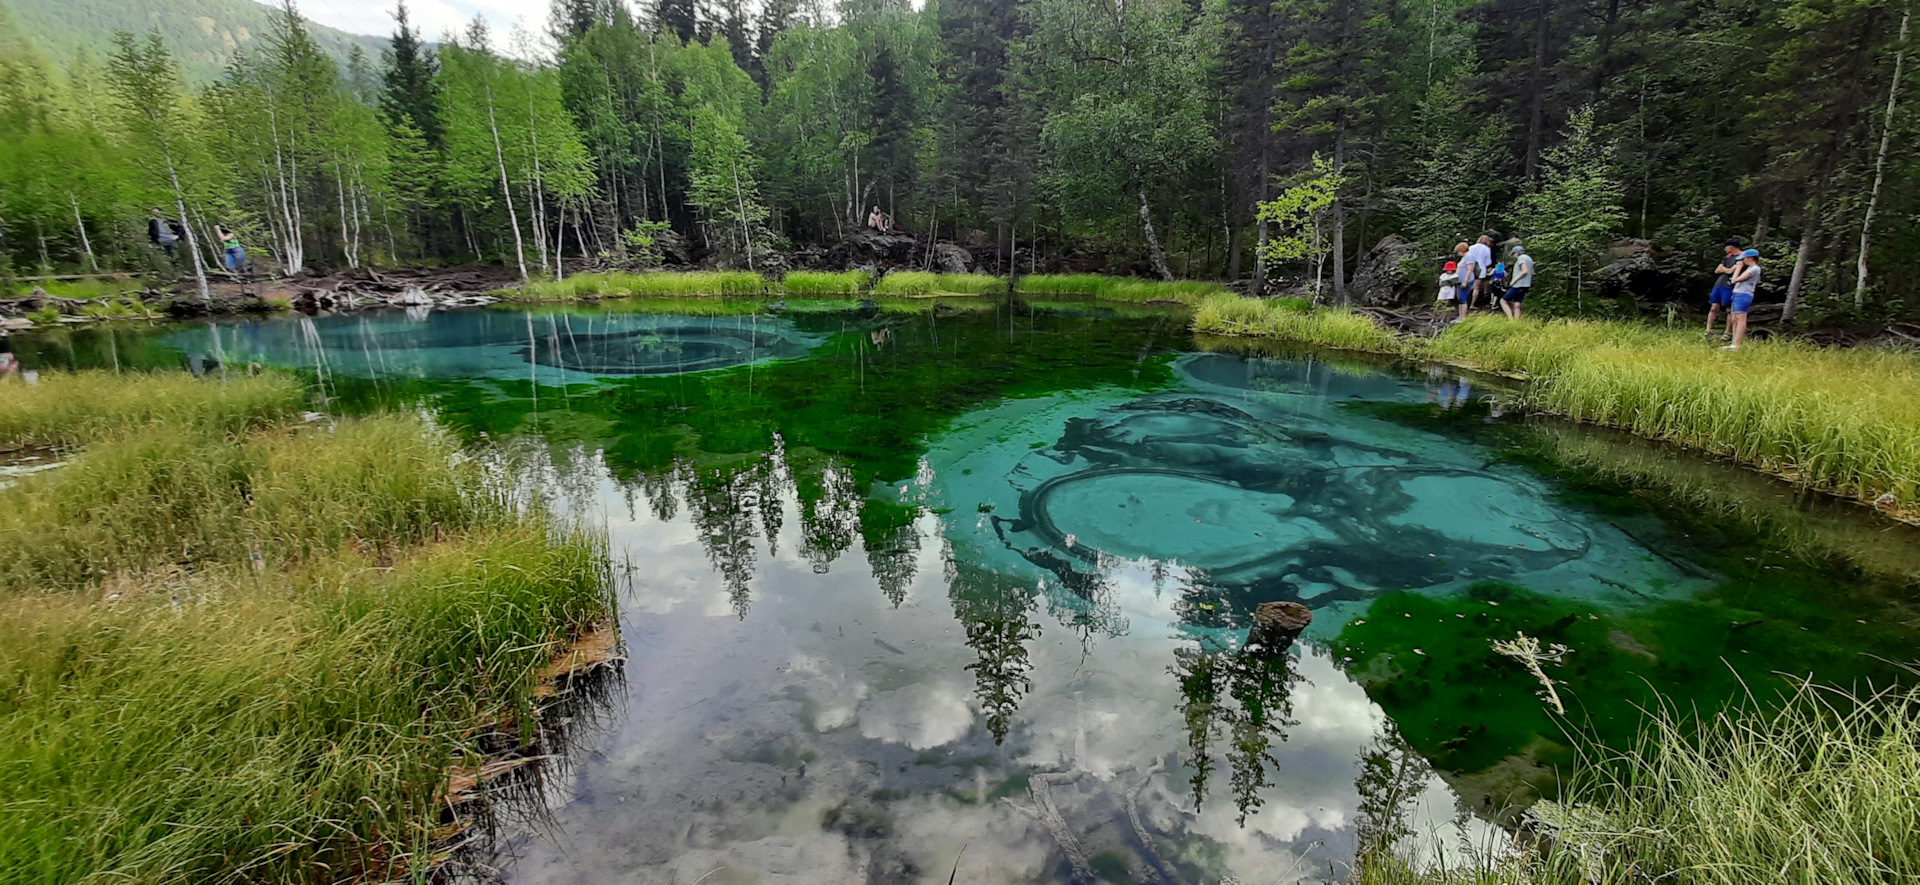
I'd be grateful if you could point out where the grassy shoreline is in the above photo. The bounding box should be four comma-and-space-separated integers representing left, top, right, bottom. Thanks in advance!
1194, 295, 1920, 514
0, 371, 614, 883
497, 269, 1232, 303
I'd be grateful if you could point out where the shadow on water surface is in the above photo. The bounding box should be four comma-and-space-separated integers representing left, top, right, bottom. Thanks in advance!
13, 303, 1920, 883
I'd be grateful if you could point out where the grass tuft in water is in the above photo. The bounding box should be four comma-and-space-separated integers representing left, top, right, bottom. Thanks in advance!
503, 271, 770, 301
1193, 294, 1403, 352
872, 271, 1006, 296
1017, 274, 1231, 302
783, 270, 871, 296
0, 370, 308, 450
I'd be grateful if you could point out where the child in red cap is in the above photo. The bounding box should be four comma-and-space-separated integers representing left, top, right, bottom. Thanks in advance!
1437, 261, 1461, 306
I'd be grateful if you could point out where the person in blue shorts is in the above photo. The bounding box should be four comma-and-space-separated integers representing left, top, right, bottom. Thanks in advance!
1503, 245, 1533, 319
1726, 249, 1761, 350
1706, 238, 1742, 336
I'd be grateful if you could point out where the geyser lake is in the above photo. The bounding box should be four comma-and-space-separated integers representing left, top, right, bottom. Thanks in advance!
18, 300, 1920, 883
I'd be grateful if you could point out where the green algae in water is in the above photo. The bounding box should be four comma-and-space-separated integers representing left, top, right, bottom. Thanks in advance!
1333, 394, 1920, 777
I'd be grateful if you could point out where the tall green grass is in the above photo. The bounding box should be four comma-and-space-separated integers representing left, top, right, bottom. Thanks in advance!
1432, 318, 1920, 508
1354, 681, 1920, 885
0, 371, 307, 450
503, 271, 769, 301
0, 416, 488, 591
0, 529, 611, 884
0, 370, 615, 882
871, 270, 1006, 296
782, 269, 871, 295
1193, 297, 1920, 510
1017, 273, 1231, 303
1193, 293, 1404, 353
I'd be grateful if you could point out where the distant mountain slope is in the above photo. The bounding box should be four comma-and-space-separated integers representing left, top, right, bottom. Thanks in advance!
5, 0, 390, 82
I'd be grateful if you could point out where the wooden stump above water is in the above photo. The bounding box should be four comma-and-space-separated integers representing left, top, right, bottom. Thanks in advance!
1249, 601, 1313, 653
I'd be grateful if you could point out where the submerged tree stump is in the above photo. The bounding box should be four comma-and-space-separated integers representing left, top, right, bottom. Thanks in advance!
1249, 601, 1313, 654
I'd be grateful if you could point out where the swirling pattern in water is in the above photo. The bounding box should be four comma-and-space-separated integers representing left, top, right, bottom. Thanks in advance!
521, 320, 816, 375
990, 391, 1596, 611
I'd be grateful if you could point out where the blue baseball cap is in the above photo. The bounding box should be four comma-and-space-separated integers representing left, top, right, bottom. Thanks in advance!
1741, 249, 1760, 258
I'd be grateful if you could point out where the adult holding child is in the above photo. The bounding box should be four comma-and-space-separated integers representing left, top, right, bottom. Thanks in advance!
1706, 238, 1743, 337
1725, 249, 1761, 350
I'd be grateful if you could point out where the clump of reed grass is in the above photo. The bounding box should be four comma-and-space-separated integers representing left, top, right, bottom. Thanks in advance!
503, 271, 770, 301
1537, 679, 1920, 885
0, 371, 307, 450
0, 526, 612, 884
0, 372, 615, 882
1016, 273, 1230, 303
1192, 293, 1404, 354
1352, 680, 1920, 885
0, 414, 492, 592
783, 270, 871, 296
872, 271, 1005, 296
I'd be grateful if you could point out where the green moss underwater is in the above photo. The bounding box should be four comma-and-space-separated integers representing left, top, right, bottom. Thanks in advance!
1331, 396, 1920, 779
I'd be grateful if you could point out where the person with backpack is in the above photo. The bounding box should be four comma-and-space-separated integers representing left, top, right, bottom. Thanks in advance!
147, 208, 182, 259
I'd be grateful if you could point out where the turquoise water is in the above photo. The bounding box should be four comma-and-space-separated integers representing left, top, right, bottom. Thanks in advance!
14, 303, 1920, 883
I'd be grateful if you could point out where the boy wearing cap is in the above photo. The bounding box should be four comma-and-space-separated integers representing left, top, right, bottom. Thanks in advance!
1503, 245, 1533, 319
1707, 239, 1742, 336
1726, 250, 1761, 350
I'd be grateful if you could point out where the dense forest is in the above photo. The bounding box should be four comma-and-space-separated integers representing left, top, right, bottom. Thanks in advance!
0, 0, 1916, 319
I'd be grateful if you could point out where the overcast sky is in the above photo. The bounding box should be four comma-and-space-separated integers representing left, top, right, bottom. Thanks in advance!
278, 0, 549, 45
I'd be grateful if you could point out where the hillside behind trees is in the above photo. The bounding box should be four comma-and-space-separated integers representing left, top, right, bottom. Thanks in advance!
3, 0, 386, 83
1, 0, 1917, 324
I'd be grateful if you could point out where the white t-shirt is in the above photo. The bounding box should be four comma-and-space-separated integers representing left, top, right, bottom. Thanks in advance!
1512, 253, 1535, 287
1464, 243, 1493, 280
1437, 273, 1458, 301
1733, 264, 1761, 295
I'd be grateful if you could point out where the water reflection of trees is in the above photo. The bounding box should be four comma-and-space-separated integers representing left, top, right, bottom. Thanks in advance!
1171, 640, 1303, 824
1352, 721, 1436, 861
948, 565, 1044, 745
616, 442, 916, 617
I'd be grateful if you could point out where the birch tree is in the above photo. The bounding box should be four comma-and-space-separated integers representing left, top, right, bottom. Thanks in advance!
106, 32, 212, 302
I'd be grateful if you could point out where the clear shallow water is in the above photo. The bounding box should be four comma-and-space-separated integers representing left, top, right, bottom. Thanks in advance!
13, 304, 1920, 883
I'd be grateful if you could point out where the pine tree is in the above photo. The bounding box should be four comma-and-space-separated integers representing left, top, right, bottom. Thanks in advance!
1509, 106, 1626, 310
381, 1, 441, 145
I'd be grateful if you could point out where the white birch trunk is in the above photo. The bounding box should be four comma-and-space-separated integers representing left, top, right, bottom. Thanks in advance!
1138, 188, 1175, 281
486, 84, 530, 282
69, 193, 98, 273
164, 157, 211, 303
1857, 6, 1910, 309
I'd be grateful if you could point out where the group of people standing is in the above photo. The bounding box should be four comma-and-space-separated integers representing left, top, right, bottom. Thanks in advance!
1705, 238, 1762, 350
146, 208, 246, 274
1436, 234, 1533, 321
